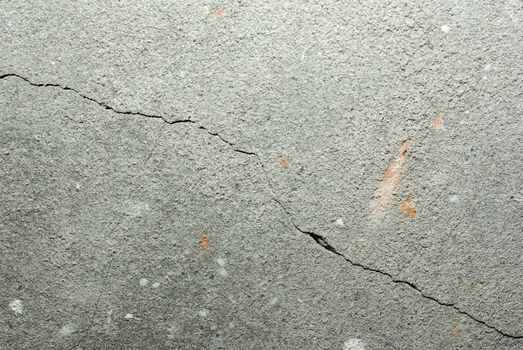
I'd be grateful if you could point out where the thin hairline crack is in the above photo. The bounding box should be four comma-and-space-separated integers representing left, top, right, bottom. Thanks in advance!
1, 72, 521, 340
0, 73, 252, 157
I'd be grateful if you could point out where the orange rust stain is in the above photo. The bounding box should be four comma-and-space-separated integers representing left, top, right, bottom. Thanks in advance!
199, 234, 209, 250
400, 194, 416, 217
371, 139, 412, 213
432, 114, 444, 129
214, 9, 222, 17
277, 155, 289, 168
452, 324, 464, 336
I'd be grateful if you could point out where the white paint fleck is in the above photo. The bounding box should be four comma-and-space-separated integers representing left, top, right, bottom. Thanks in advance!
75, 183, 80, 191
124, 313, 134, 320
198, 309, 209, 317
334, 218, 345, 227
484, 64, 492, 71
270, 297, 278, 305
229, 322, 235, 329
9, 299, 23, 314
344, 338, 366, 350
152, 282, 160, 288
59, 324, 76, 336
216, 258, 226, 266
219, 268, 228, 277
440, 24, 450, 33
449, 195, 460, 203
139, 278, 149, 287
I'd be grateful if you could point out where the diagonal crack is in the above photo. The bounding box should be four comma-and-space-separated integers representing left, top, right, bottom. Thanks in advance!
272, 198, 522, 340
0, 73, 255, 158
1, 72, 521, 340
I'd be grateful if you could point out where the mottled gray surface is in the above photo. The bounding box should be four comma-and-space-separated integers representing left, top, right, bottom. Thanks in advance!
0, 1, 522, 349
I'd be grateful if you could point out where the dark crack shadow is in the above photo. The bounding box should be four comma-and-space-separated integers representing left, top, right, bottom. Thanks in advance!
272, 198, 522, 340
1, 72, 521, 340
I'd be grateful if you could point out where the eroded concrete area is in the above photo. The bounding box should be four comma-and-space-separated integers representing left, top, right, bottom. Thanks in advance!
1, 1, 522, 349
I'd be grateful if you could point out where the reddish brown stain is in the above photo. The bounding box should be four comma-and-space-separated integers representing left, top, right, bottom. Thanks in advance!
199, 234, 209, 250
214, 9, 222, 17
432, 114, 444, 129
452, 324, 464, 336
400, 194, 416, 217
371, 139, 412, 213
277, 155, 289, 168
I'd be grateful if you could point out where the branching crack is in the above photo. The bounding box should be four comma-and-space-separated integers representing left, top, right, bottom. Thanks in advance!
2, 72, 521, 340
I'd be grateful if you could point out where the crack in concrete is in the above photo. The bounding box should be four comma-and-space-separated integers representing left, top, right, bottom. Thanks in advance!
0, 73, 253, 158
1, 72, 521, 340
272, 198, 522, 340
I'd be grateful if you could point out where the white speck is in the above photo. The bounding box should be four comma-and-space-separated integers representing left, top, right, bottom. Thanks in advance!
219, 268, 228, 277
139, 278, 149, 287
270, 297, 278, 305
229, 322, 235, 329
297, 298, 303, 303
198, 309, 209, 317
449, 195, 460, 203
334, 218, 345, 227
124, 313, 134, 320
484, 64, 492, 71
9, 299, 23, 314
59, 324, 75, 336
216, 258, 226, 266
440, 25, 450, 33
75, 183, 80, 191
301, 47, 309, 61
344, 338, 366, 350
152, 282, 160, 288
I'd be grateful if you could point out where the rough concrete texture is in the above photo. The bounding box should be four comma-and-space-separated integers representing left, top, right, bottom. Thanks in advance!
0, 0, 522, 349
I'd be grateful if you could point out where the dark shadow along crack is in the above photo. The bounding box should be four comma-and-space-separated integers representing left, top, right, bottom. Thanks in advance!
272, 198, 522, 340
0, 73, 253, 158
1, 72, 521, 340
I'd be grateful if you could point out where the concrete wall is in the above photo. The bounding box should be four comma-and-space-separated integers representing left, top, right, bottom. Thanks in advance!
1, 1, 521, 349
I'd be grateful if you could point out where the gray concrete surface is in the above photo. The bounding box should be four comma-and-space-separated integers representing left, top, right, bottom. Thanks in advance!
1, 1, 522, 349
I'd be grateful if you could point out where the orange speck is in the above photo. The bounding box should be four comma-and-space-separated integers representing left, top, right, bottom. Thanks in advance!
400, 194, 416, 217
432, 114, 444, 129
199, 234, 209, 250
466, 279, 475, 289
214, 9, 222, 17
452, 324, 463, 336
277, 155, 289, 168
371, 138, 412, 213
